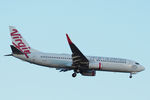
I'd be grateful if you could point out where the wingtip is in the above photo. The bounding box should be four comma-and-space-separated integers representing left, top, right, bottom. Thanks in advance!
66, 33, 72, 44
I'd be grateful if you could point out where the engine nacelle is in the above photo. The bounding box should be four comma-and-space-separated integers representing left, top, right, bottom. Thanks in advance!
89, 62, 102, 70
81, 70, 96, 76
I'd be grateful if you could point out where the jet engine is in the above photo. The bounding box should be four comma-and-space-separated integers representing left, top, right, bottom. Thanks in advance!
80, 70, 96, 76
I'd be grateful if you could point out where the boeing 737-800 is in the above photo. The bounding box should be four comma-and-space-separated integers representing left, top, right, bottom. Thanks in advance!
6, 26, 145, 78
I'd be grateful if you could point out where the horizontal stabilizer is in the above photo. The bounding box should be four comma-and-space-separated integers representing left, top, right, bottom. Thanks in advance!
56, 68, 72, 72
4, 54, 13, 56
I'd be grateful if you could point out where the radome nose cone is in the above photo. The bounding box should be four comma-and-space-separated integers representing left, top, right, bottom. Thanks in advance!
142, 66, 145, 71
140, 66, 145, 71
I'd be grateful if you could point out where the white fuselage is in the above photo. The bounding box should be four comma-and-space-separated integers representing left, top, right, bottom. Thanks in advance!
13, 52, 145, 74
8, 26, 145, 78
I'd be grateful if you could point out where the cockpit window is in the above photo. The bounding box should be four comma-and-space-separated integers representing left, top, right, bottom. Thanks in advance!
135, 62, 140, 65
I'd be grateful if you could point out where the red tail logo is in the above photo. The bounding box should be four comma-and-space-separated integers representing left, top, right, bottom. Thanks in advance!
11, 29, 31, 58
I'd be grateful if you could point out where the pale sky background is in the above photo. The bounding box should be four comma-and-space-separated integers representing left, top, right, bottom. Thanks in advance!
0, 0, 150, 100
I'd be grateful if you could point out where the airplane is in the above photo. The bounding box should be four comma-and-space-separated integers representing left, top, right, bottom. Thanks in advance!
5, 26, 145, 78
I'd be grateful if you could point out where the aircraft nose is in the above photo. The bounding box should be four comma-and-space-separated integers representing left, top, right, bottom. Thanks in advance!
139, 65, 145, 71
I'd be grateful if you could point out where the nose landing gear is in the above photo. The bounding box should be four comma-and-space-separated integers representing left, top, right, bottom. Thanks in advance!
129, 73, 132, 78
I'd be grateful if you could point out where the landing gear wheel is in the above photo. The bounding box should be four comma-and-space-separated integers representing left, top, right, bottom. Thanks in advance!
129, 73, 132, 78
72, 73, 77, 77
129, 75, 132, 78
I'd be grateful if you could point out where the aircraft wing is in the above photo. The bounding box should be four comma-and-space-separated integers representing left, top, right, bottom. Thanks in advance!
66, 34, 89, 69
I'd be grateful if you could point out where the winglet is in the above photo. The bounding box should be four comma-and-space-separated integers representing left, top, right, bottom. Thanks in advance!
66, 34, 73, 44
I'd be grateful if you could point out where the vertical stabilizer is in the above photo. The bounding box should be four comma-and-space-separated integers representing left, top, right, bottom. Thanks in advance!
9, 26, 31, 58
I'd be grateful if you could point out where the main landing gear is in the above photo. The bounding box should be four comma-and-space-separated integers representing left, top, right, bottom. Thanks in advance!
72, 73, 77, 77
129, 73, 132, 78
72, 69, 80, 78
